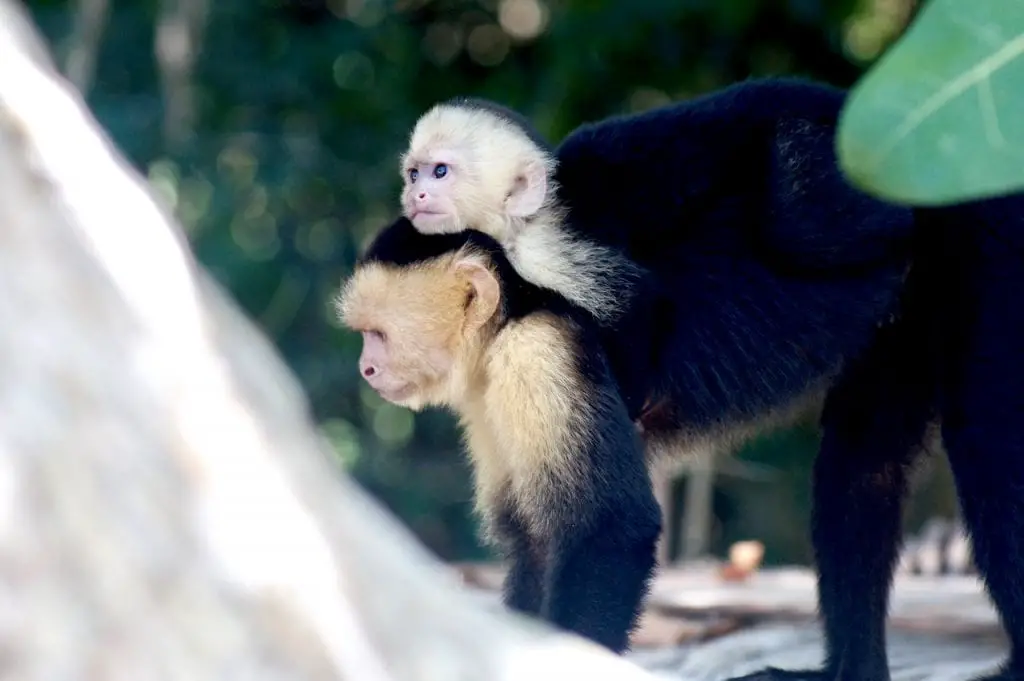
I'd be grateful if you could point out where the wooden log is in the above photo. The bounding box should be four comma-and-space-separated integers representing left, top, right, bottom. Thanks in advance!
0, 2, 661, 679
456, 561, 1002, 638
648, 565, 999, 636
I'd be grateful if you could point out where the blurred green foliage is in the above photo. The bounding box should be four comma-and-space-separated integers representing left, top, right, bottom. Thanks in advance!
25, 0, 951, 563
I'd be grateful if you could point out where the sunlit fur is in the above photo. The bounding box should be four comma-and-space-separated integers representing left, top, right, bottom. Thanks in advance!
456, 312, 594, 535
402, 104, 637, 324
337, 252, 493, 411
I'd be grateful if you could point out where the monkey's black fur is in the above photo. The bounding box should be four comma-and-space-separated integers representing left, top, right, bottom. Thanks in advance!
364, 76, 1024, 681
360, 215, 568, 322
548, 78, 921, 427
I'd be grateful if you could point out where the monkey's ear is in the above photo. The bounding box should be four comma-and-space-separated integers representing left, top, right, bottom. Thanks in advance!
454, 259, 500, 333
506, 160, 548, 218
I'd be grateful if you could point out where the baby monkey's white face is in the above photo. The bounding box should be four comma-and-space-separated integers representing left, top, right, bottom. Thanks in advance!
400, 148, 463, 234
400, 104, 554, 241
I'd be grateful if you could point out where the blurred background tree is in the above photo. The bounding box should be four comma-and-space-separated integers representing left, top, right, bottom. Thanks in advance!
23, 0, 958, 565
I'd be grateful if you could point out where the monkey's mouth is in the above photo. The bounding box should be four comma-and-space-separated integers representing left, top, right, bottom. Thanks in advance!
372, 383, 415, 405
411, 210, 447, 225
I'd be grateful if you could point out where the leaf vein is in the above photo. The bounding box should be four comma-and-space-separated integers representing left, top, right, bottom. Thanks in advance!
869, 31, 1024, 170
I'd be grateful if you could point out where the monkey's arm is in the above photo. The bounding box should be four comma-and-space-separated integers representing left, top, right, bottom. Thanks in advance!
538, 371, 662, 653
482, 314, 662, 652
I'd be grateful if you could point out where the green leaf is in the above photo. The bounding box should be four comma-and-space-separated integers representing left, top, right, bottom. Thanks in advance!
837, 0, 1024, 206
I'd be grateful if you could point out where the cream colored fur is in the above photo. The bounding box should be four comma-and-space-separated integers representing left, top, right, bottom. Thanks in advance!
459, 312, 592, 537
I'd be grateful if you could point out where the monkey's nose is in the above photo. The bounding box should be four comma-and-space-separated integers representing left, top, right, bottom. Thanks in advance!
417, 191, 427, 201
362, 364, 377, 378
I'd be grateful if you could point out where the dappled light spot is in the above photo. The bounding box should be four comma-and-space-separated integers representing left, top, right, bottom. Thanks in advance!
177, 176, 214, 232
283, 177, 337, 217
241, 184, 268, 220
359, 380, 385, 411
498, 0, 549, 41
230, 211, 280, 261
467, 23, 509, 67
257, 269, 310, 335
842, 0, 915, 61
147, 158, 180, 212
628, 87, 671, 113
297, 218, 340, 261
283, 110, 319, 138
355, 203, 394, 246
216, 146, 258, 187
333, 51, 375, 90
321, 417, 363, 469
373, 402, 415, 447
423, 22, 463, 66
332, 0, 386, 26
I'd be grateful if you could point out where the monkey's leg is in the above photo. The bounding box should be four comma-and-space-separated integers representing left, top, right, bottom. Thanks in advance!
725, 321, 935, 681
538, 405, 662, 653
943, 417, 1024, 681
939, 228, 1024, 681
493, 505, 546, 616
541, 480, 662, 653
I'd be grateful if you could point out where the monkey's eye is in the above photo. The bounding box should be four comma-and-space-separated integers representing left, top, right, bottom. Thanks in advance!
433, 163, 448, 179
408, 168, 419, 182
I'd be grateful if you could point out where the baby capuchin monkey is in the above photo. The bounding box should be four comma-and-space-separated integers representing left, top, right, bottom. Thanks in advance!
399, 96, 639, 324
337, 217, 661, 654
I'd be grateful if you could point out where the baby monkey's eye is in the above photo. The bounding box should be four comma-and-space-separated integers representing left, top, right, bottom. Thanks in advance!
408, 168, 419, 182
433, 163, 448, 179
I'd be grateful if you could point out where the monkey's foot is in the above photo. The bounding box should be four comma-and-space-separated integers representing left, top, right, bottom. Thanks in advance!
724, 667, 828, 681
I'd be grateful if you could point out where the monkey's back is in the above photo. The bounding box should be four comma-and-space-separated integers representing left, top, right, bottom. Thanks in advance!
553, 77, 919, 431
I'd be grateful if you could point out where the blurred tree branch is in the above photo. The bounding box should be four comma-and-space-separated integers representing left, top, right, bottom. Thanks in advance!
62, 0, 109, 94
156, 0, 208, 148
0, 1, 660, 677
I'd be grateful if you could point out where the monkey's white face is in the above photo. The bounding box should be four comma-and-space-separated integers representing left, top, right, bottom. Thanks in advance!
401, 151, 462, 234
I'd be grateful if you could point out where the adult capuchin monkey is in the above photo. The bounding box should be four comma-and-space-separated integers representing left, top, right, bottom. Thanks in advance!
351, 77, 1024, 681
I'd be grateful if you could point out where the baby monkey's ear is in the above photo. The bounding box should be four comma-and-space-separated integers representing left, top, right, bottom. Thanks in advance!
453, 257, 501, 335
505, 158, 548, 218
